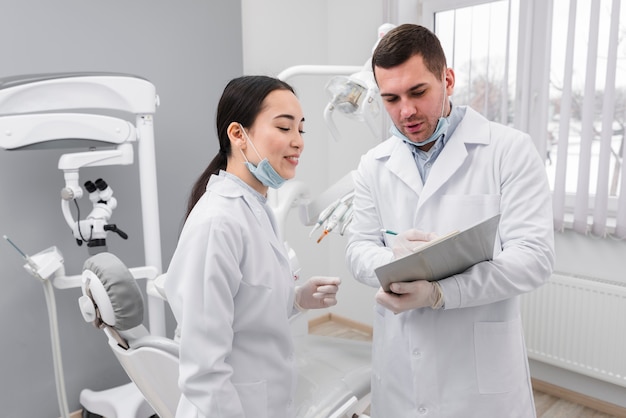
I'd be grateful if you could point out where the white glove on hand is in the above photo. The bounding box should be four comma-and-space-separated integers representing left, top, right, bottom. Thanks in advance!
295, 276, 341, 310
392, 229, 438, 259
375, 280, 444, 314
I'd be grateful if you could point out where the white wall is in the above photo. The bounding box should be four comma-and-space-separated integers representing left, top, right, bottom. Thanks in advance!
242, 0, 388, 326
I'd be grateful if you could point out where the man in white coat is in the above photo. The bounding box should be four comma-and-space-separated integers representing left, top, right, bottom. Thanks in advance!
345, 24, 555, 417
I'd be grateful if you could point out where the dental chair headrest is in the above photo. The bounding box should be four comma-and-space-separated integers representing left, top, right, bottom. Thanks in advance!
79, 252, 144, 332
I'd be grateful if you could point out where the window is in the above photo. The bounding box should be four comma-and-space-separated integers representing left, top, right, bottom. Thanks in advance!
420, 0, 626, 238
434, 1, 519, 126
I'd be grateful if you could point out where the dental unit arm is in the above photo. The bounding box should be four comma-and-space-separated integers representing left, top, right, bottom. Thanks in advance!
0, 72, 160, 259
0, 70, 166, 330
0, 72, 165, 418
0, 72, 162, 284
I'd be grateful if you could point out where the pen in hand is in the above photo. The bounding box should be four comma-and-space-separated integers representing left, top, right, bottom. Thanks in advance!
380, 228, 398, 236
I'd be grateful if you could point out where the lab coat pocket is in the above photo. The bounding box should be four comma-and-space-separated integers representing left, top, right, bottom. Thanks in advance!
474, 318, 525, 394
234, 380, 268, 418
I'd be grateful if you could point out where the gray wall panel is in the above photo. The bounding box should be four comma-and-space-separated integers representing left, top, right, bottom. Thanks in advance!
0, 1, 243, 416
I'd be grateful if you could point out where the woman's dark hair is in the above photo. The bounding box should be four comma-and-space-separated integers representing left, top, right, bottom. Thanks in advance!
372, 24, 447, 81
185, 75, 295, 220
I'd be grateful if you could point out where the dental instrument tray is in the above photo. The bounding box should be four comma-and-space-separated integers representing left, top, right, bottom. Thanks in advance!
375, 214, 500, 292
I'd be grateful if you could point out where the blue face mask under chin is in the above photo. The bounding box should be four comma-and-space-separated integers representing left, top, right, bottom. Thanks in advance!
239, 125, 287, 189
244, 159, 287, 189
391, 79, 449, 147
390, 116, 449, 147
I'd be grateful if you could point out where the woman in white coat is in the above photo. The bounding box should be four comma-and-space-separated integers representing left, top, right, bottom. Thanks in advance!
345, 25, 555, 417
165, 76, 340, 418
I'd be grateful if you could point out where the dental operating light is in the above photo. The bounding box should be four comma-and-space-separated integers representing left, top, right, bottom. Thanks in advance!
324, 70, 381, 142
322, 23, 395, 142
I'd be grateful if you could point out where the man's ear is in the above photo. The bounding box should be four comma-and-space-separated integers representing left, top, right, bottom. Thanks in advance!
444, 67, 455, 95
227, 122, 246, 150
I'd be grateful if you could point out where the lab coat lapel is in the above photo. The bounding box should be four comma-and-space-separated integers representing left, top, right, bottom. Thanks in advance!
242, 193, 290, 267
417, 108, 490, 210
213, 174, 290, 267
418, 135, 468, 207
265, 206, 291, 266
384, 139, 424, 196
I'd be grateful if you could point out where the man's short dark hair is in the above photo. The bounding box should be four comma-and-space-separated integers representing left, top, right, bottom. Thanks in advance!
372, 24, 447, 81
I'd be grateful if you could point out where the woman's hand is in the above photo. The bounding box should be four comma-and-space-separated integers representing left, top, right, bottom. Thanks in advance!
295, 276, 341, 310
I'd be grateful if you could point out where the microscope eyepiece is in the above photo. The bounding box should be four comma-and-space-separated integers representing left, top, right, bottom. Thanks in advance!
84, 180, 97, 193
95, 178, 108, 191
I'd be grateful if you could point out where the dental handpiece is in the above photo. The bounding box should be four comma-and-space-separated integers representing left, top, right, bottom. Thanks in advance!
339, 207, 354, 236
316, 199, 352, 243
309, 198, 341, 237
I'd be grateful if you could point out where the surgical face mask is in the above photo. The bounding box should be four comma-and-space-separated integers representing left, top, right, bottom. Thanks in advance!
390, 79, 449, 147
239, 124, 287, 189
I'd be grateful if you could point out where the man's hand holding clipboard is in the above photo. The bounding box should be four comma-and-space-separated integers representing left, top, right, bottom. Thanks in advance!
375, 214, 501, 293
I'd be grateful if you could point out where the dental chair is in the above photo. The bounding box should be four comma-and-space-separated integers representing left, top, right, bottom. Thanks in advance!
78, 252, 180, 418
79, 252, 372, 418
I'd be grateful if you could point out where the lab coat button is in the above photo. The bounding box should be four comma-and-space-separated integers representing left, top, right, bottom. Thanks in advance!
412, 349, 422, 358
418, 406, 428, 414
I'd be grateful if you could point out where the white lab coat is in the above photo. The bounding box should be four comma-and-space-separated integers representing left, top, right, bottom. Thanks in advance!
165, 172, 298, 418
346, 106, 555, 418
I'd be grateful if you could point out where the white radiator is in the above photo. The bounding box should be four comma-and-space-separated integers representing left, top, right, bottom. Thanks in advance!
521, 273, 626, 388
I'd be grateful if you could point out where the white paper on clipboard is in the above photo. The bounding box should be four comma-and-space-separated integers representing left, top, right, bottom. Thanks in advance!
375, 214, 501, 292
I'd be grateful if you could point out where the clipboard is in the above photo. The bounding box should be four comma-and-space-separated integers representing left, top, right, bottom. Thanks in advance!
375, 214, 501, 292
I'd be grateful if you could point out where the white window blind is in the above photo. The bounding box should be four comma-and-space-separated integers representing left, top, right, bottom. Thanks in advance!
549, 0, 626, 238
